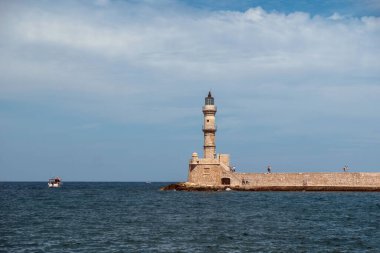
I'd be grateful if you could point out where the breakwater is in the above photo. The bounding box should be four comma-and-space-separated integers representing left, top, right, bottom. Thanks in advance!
163, 172, 380, 191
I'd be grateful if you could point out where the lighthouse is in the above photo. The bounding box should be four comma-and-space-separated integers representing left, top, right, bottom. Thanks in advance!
203, 91, 217, 159
188, 92, 233, 186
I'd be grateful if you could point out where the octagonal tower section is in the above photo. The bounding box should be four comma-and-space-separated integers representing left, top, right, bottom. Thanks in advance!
203, 91, 217, 159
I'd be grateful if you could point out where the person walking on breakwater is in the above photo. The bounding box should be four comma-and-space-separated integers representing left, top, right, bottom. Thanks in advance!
267, 165, 271, 174
343, 165, 349, 172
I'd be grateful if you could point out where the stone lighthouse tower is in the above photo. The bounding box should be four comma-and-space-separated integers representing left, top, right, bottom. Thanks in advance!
203, 91, 217, 158
188, 92, 233, 186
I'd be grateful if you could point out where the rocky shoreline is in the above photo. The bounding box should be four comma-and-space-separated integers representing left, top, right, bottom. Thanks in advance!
161, 182, 380, 192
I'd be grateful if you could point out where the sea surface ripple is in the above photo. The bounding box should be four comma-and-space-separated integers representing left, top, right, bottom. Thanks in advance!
1, 182, 380, 252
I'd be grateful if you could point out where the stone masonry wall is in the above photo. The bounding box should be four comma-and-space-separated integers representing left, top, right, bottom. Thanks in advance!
188, 164, 221, 186
235, 172, 380, 187
188, 162, 240, 186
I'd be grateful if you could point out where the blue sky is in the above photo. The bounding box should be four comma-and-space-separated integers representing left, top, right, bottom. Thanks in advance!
0, 0, 379, 181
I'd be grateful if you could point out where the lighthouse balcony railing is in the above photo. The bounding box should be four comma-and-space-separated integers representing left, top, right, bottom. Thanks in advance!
202, 106, 217, 111
202, 125, 217, 131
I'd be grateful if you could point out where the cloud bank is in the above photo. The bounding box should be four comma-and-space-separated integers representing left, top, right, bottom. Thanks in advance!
0, 0, 379, 179
2, 1, 379, 129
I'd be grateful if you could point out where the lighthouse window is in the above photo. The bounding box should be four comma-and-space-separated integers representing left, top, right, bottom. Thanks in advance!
205, 97, 214, 105
207, 120, 209, 122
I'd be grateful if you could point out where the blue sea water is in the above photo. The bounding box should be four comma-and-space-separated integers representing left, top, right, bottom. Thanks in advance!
1, 182, 380, 252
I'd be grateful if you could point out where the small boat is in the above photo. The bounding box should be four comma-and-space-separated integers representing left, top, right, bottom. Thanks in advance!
48, 177, 62, 188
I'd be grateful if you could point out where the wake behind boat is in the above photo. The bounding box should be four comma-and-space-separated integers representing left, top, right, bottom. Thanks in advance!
48, 177, 62, 188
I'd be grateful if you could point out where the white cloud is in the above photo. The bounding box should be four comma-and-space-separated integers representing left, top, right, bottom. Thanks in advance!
329, 12, 344, 20
0, 1, 379, 127
4, 3, 379, 70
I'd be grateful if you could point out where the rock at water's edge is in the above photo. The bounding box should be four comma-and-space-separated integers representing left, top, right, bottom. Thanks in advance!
161, 183, 380, 192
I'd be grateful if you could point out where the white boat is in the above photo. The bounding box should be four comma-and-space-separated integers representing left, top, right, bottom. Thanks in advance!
48, 177, 62, 188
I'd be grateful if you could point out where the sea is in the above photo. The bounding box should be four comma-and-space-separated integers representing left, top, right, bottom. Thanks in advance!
1, 182, 379, 252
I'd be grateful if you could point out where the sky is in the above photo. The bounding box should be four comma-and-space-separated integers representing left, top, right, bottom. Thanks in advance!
0, 0, 379, 181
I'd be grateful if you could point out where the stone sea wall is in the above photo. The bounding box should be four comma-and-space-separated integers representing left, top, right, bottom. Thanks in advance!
235, 172, 380, 188
164, 172, 380, 191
